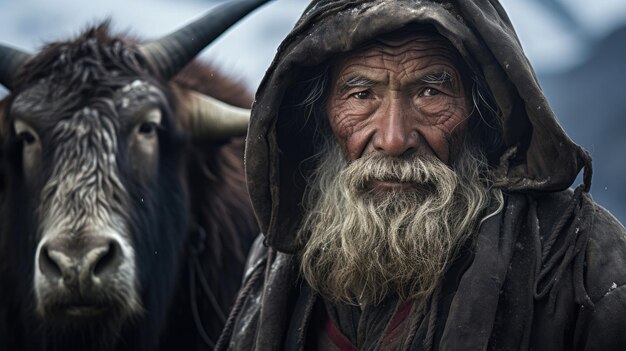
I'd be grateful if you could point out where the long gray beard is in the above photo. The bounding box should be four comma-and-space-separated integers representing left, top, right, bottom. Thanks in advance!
298, 142, 502, 305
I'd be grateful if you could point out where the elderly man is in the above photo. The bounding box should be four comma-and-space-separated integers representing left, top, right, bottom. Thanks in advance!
218, 0, 626, 350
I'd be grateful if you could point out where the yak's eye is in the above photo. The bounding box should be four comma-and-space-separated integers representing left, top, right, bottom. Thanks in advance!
14, 120, 39, 147
135, 108, 162, 137
138, 122, 158, 135
18, 131, 37, 145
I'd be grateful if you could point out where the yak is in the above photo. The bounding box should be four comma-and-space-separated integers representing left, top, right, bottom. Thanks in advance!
0, 0, 269, 349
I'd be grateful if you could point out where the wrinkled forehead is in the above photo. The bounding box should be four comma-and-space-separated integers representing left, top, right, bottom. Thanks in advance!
330, 27, 469, 79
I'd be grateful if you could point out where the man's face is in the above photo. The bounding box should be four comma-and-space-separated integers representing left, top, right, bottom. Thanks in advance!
326, 32, 471, 175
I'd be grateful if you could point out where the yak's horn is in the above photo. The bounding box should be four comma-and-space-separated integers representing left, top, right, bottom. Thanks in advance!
184, 91, 250, 139
0, 44, 32, 90
140, 0, 271, 80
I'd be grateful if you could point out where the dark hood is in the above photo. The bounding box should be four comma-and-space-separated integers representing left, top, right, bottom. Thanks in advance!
245, 0, 591, 253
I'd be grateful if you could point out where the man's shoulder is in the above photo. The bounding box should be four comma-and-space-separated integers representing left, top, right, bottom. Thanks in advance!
534, 189, 626, 302
583, 198, 626, 303
533, 188, 626, 249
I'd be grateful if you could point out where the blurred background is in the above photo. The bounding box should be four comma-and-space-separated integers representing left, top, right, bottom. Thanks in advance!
1, 0, 625, 223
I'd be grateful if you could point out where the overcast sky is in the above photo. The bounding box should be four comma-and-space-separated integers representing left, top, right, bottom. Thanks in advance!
1, 0, 625, 94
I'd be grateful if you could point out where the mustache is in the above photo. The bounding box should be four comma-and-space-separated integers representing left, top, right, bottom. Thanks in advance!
342, 152, 454, 192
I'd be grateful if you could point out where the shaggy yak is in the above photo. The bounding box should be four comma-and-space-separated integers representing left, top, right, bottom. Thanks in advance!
0, 0, 269, 349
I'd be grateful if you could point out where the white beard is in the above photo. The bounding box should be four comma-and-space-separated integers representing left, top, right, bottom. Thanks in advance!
297, 141, 501, 305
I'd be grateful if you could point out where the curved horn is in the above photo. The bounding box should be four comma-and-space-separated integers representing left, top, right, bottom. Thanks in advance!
0, 44, 32, 90
184, 91, 250, 139
140, 0, 271, 79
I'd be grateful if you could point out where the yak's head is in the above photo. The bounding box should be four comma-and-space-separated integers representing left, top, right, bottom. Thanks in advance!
0, 0, 264, 330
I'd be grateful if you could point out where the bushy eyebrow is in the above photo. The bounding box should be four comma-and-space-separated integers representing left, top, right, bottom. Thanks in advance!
337, 76, 378, 94
336, 71, 456, 94
418, 71, 454, 87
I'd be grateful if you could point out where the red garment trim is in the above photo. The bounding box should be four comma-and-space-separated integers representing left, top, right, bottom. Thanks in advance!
325, 318, 358, 351
384, 300, 413, 336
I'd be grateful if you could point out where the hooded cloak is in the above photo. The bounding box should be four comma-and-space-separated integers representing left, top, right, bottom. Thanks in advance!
218, 1, 626, 350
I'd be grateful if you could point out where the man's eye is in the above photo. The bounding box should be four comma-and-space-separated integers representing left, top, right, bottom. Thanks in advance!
351, 90, 372, 100
421, 88, 441, 97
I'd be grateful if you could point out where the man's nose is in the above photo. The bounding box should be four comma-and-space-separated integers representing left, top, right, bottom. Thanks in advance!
372, 99, 419, 157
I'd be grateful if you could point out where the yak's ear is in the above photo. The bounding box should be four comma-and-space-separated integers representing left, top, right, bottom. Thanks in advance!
178, 89, 250, 140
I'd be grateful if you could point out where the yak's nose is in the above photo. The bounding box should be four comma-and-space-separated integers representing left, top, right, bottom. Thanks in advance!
38, 236, 123, 290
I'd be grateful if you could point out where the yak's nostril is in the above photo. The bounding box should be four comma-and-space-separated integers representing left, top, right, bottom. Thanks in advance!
39, 245, 64, 281
37, 237, 124, 286
92, 240, 122, 278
